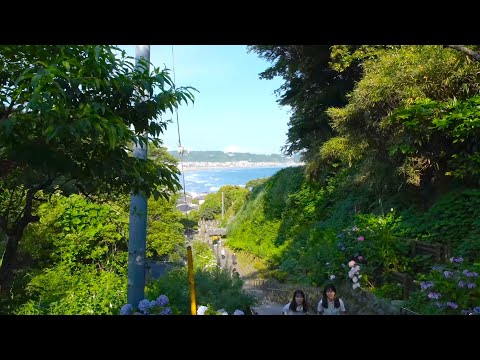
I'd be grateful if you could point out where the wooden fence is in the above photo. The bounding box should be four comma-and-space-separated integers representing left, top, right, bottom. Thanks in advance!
392, 239, 452, 299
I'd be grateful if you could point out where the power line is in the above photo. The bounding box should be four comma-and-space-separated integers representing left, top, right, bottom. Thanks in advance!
171, 45, 188, 217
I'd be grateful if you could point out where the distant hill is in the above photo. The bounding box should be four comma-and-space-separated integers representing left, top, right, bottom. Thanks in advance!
168, 150, 301, 163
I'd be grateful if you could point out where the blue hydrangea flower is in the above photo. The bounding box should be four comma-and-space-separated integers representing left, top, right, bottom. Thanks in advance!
464, 271, 478, 277
420, 281, 433, 290
120, 304, 133, 315
156, 294, 169, 307
446, 302, 458, 309
443, 271, 454, 278
138, 299, 152, 313
160, 307, 172, 315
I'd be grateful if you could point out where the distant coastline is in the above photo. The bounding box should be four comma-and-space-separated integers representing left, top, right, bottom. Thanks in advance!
180, 161, 303, 172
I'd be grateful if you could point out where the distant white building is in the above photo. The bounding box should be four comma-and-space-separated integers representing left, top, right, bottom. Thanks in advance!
195, 193, 208, 205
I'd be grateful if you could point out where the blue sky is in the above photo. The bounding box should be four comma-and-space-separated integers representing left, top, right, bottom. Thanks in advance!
118, 45, 290, 155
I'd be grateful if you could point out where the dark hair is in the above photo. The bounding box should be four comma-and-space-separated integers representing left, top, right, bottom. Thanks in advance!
289, 289, 308, 313
320, 283, 340, 309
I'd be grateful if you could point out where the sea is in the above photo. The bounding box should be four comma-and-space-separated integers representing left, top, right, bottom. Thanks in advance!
180, 166, 291, 196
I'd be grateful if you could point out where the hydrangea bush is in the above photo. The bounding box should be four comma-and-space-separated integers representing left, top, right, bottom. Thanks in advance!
407, 256, 480, 315
120, 294, 173, 315
348, 260, 362, 290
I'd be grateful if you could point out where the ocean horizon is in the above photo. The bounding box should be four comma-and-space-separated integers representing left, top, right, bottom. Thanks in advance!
180, 166, 290, 196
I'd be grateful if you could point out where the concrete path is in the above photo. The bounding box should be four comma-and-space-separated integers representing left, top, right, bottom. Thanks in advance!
252, 299, 285, 315
213, 241, 285, 315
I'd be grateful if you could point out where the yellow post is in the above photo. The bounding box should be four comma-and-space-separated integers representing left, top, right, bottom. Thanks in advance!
187, 245, 197, 315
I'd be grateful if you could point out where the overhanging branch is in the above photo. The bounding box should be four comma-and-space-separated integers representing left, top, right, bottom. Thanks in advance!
445, 45, 480, 62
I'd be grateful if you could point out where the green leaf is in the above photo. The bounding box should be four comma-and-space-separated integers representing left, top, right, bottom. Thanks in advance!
62, 61, 71, 71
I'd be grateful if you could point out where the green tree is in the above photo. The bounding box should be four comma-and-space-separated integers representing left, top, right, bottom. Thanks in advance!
248, 45, 364, 160
8, 193, 129, 314
197, 185, 249, 222
327, 45, 480, 198
245, 177, 269, 191
198, 194, 221, 220
0, 45, 196, 295
146, 194, 187, 262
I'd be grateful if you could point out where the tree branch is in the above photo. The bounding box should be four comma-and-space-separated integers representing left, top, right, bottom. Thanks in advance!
0, 215, 5, 232
8, 179, 52, 236
0, 97, 17, 122
9, 187, 28, 231
445, 45, 480, 62
76, 183, 95, 202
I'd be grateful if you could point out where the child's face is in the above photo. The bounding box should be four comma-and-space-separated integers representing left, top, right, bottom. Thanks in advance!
326, 289, 335, 300
295, 294, 304, 305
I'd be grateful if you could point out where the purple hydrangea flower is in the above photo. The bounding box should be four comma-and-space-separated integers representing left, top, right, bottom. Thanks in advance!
160, 307, 172, 315
138, 299, 152, 313
467, 283, 476, 289
458, 281, 465, 288
428, 292, 441, 299
120, 304, 133, 315
443, 271, 454, 278
420, 281, 433, 290
473, 307, 480, 314
156, 294, 169, 307
446, 302, 458, 309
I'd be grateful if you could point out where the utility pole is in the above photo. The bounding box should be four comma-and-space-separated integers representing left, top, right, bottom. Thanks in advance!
222, 191, 224, 220
127, 45, 150, 307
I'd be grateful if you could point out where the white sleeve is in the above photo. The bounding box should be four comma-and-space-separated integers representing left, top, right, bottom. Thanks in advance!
282, 303, 290, 315
317, 301, 323, 314
339, 299, 346, 313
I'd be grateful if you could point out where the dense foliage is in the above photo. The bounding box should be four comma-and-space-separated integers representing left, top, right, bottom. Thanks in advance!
145, 241, 256, 315
1, 184, 189, 314
197, 185, 250, 225
226, 45, 480, 314
0, 45, 196, 295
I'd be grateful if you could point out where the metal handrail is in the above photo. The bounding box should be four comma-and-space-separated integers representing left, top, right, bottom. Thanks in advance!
400, 307, 420, 315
